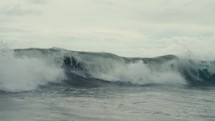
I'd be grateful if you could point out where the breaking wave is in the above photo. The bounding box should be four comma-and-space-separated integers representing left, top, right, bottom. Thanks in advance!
0, 47, 215, 92
0, 48, 65, 92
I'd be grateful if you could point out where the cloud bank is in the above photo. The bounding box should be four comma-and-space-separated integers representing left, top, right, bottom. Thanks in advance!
0, 0, 214, 58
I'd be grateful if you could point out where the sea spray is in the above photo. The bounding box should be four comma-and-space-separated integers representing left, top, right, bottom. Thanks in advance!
0, 47, 65, 92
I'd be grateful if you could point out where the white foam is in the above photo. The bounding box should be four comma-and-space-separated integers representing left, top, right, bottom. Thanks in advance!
79, 55, 187, 85
0, 48, 65, 92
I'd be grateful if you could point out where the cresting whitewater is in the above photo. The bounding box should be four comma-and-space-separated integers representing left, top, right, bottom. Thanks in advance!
0, 48, 215, 121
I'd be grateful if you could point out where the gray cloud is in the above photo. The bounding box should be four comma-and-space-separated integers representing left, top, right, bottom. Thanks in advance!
0, 0, 214, 57
0, 5, 42, 16
90, 0, 123, 7
26, 0, 47, 4
0, 27, 31, 33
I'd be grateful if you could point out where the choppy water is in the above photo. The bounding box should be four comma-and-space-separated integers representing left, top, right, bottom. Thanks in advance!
1, 85, 215, 121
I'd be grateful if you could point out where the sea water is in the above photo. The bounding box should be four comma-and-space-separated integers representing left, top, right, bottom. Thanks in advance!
0, 48, 215, 121
0, 85, 215, 121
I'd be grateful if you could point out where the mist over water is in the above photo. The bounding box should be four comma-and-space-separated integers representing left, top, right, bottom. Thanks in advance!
0, 46, 65, 92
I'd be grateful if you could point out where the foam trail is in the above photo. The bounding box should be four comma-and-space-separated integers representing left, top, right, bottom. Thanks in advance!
0, 48, 65, 92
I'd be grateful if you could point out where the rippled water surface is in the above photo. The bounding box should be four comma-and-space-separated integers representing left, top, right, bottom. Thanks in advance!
1, 85, 215, 121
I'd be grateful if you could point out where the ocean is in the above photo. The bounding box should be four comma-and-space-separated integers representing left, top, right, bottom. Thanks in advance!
0, 48, 215, 121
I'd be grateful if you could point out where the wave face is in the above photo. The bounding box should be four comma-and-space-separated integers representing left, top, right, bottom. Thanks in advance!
1, 48, 215, 92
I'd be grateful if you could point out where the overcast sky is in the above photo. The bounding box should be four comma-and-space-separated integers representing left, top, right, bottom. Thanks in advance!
0, 0, 215, 58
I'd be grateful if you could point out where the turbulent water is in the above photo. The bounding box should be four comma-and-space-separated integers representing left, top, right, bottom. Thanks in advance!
0, 48, 215, 121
